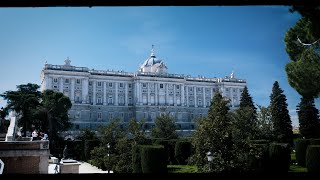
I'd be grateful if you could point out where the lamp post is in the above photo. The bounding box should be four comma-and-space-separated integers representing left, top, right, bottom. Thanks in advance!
107, 143, 110, 173
207, 151, 213, 172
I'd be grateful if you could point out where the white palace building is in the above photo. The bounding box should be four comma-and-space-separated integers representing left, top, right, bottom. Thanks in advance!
40, 47, 246, 137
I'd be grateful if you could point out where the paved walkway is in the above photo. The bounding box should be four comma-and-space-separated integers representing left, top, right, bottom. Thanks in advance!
48, 161, 112, 174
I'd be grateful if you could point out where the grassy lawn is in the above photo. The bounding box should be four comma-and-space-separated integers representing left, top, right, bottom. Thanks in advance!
167, 165, 198, 173
289, 151, 307, 172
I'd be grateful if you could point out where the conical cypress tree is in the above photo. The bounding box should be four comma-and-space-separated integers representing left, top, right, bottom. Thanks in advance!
270, 81, 293, 145
297, 97, 320, 138
237, 86, 258, 139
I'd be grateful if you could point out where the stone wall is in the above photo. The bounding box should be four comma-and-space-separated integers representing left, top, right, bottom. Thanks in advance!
0, 141, 50, 174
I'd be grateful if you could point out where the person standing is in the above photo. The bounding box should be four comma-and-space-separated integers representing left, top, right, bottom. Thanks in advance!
32, 130, 38, 141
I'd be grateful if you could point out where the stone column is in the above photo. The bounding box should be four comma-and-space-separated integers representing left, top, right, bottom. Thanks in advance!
210, 87, 213, 102
59, 77, 63, 93
115, 82, 118, 106
165, 83, 168, 105
134, 81, 138, 105
231, 87, 234, 107
181, 84, 185, 106
148, 83, 151, 105
92, 80, 96, 105
155, 83, 158, 105
71, 78, 75, 103
125, 82, 128, 106
186, 86, 189, 107
173, 84, 176, 106
47, 77, 52, 90
103, 81, 107, 105
82, 78, 88, 104
203, 87, 206, 107
194, 86, 197, 107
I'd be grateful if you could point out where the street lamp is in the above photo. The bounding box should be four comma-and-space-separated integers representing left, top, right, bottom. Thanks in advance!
107, 143, 110, 173
207, 151, 213, 172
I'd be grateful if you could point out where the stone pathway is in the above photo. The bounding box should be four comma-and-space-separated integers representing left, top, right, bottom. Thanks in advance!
48, 161, 112, 174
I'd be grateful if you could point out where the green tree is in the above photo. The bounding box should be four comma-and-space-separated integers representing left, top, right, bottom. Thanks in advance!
151, 113, 178, 139
0, 107, 8, 120
0, 83, 41, 136
77, 128, 99, 141
191, 92, 239, 173
285, 48, 320, 99
32, 89, 72, 143
256, 105, 273, 140
270, 81, 293, 145
296, 97, 320, 138
128, 118, 147, 145
239, 86, 257, 112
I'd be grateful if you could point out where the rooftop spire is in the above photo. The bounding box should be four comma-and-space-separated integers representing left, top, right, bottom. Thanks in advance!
151, 44, 155, 57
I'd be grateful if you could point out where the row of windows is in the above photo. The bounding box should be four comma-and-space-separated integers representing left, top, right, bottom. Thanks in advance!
53, 78, 82, 84
89, 82, 132, 88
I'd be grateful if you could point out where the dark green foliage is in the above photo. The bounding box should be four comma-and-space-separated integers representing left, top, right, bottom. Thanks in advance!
84, 140, 100, 161
310, 139, 320, 145
128, 119, 148, 145
0, 83, 41, 136
151, 113, 178, 140
132, 145, 142, 173
90, 146, 107, 170
248, 143, 270, 173
153, 139, 177, 165
256, 105, 273, 140
191, 92, 240, 173
284, 17, 317, 62
249, 140, 270, 145
297, 97, 320, 138
295, 139, 311, 167
140, 145, 167, 173
239, 86, 257, 112
175, 141, 192, 165
286, 48, 320, 99
306, 145, 320, 173
270, 81, 293, 145
269, 143, 291, 173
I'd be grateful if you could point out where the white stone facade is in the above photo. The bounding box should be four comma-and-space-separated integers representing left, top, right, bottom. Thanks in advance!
40, 48, 246, 134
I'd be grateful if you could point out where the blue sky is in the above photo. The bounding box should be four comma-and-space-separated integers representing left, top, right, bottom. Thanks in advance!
0, 6, 318, 126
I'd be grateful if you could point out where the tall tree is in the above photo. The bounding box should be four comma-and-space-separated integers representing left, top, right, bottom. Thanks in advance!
235, 86, 258, 140
191, 92, 239, 173
270, 81, 293, 145
151, 113, 178, 139
296, 97, 320, 138
256, 105, 273, 140
285, 48, 320, 99
128, 118, 147, 145
32, 90, 72, 144
0, 83, 41, 136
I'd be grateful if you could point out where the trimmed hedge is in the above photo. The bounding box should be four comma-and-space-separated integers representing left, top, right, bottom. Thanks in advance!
248, 143, 270, 173
140, 145, 167, 173
306, 145, 320, 173
132, 145, 142, 173
310, 139, 320, 145
295, 139, 311, 167
175, 141, 192, 165
153, 139, 178, 165
269, 143, 291, 173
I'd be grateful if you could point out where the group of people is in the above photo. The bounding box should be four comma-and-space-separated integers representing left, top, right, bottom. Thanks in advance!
32, 130, 48, 141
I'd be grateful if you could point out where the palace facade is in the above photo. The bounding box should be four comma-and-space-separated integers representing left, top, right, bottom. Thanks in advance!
40, 47, 246, 137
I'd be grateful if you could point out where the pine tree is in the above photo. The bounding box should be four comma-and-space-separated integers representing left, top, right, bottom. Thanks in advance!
297, 97, 320, 138
191, 92, 239, 173
270, 81, 293, 144
236, 86, 258, 139
151, 113, 178, 139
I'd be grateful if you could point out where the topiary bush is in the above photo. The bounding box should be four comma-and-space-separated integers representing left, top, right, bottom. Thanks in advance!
154, 139, 178, 165
310, 138, 320, 145
306, 145, 320, 173
295, 139, 311, 167
269, 143, 291, 173
175, 141, 192, 165
132, 145, 142, 173
248, 143, 270, 174
140, 145, 167, 173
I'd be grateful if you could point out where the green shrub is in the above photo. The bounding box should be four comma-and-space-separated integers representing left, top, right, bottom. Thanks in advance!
248, 143, 270, 173
154, 139, 178, 165
306, 145, 320, 173
175, 141, 192, 165
310, 139, 320, 145
249, 140, 270, 145
132, 145, 142, 173
269, 143, 291, 173
84, 140, 100, 161
295, 139, 311, 167
140, 145, 167, 173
